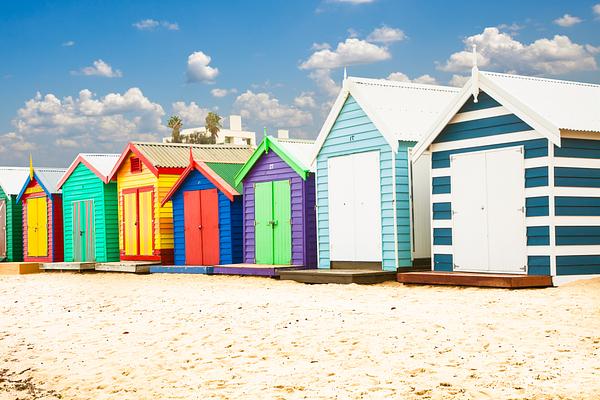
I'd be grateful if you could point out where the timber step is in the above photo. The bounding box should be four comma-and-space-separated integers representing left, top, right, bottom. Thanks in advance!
279, 269, 397, 284
0, 262, 42, 275
214, 264, 305, 277
41, 262, 96, 272
95, 261, 159, 274
149, 265, 214, 274
397, 271, 553, 288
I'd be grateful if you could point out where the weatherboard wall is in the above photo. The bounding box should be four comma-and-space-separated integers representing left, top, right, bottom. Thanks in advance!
0, 186, 23, 262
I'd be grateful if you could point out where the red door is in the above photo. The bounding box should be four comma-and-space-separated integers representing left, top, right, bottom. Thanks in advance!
184, 189, 220, 265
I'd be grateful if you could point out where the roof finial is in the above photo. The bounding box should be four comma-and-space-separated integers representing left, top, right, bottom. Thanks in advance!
29, 154, 34, 180
343, 67, 347, 81
471, 44, 480, 103
472, 44, 478, 70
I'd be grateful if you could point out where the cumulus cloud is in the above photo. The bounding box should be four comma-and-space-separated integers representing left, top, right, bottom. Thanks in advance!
186, 51, 219, 83
210, 88, 237, 98
133, 19, 179, 31
300, 38, 390, 70
448, 75, 470, 87
233, 91, 313, 128
294, 92, 317, 108
387, 72, 438, 85
594, 4, 600, 17
367, 26, 406, 43
309, 69, 341, 97
74, 59, 122, 78
311, 42, 331, 51
171, 101, 209, 126
438, 27, 598, 75
554, 14, 583, 27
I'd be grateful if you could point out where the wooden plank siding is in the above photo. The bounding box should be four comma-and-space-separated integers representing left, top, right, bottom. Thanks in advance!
396, 142, 416, 268
0, 186, 23, 262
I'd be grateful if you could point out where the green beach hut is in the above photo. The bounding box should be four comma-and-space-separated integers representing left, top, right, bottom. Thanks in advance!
56, 153, 120, 263
0, 167, 31, 262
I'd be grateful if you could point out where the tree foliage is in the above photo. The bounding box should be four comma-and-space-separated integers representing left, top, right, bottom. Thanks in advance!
167, 115, 183, 143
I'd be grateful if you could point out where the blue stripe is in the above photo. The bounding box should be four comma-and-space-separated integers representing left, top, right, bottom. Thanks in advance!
527, 226, 550, 246
433, 228, 452, 245
555, 196, 600, 216
432, 176, 451, 194
528, 256, 551, 275
555, 138, 600, 159
556, 226, 600, 245
555, 167, 600, 188
432, 139, 547, 169
556, 255, 600, 275
434, 114, 532, 144
433, 254, 453, 271
525, 167, 548, 188
432, 202, 451, 220
457, 92, 501, 113
526, 196, 549, 217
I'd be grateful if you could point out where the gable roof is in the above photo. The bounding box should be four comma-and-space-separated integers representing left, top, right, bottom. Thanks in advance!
17, 167, 67, 202
57, 153, 120, 189
311, 76, 460, 162
413, 70, 600, 160
234, 136, 315, 186
0, 167, 31, 196
108, 142, 255, 181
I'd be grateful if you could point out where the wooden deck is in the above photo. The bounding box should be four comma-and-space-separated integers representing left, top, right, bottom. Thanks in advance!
213, 264, 305, 277
0, 262, 41, 275
41, 262, 96, 272
397, 271, 553, 288
279, 269, 397, 284
149, 265, 214, 274
95, 261, 159, 274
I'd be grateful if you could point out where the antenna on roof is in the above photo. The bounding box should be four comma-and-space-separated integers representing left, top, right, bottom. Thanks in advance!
471, 44, 480, 103
343, 67, 347, 82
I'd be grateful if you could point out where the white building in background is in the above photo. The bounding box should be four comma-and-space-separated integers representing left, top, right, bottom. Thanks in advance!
163, 115, 257, 146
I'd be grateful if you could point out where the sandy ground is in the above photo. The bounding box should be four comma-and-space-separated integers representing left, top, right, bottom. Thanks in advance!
0, 273, 599, 400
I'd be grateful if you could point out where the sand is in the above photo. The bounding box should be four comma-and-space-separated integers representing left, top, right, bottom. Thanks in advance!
0, 273, 599, 400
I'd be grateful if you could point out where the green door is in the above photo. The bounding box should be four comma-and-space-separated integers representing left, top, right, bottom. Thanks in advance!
72, 200, 95, 262
254, 180, 291, 265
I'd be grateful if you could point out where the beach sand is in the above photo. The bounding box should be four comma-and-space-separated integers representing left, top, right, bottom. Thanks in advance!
0, 273, 599, 399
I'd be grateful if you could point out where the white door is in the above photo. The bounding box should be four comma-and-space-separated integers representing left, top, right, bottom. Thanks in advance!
409, 150, 432, 259
451, 147, 526, 273
328, 151, 382, 262
0, 199, 6, 259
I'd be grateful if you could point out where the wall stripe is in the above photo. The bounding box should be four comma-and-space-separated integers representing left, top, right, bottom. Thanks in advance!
527, 226, 550, 246
525, 167, 548, 188
555, 196, 600, 216
457, 92, 501, 113
556, 255, 600, 275
432, 176, 451, 194
528, 256, 551, 275
555, 167, 600, 188
526, 196, 549, 217
433, 228, 452, 245
432, 202, 451, 220
433, 253, 453, 271
434, 114, 532, 144
555, 138, 600, 159
555, 226, 600, 246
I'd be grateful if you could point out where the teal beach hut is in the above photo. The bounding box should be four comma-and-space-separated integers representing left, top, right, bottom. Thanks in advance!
0, 167, 31, 261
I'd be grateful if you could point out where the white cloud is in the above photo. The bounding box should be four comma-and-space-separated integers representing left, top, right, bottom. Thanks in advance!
294, 92, 317, 108
387, 72, 438, 85
171, 101, 209, 126
0, 132, 35, 153
554, 14, 583, 27
438, 27, 598, 75
133, 19, 179, 31
55, 138, 78, 148
497, 23, 524, 32
311, 42, 331, 51
210, 88, 237, 98
62, 40, 75, 47
300, 37, 390, 69
186, 51, 219, 83
233, 91, 313, 128
74, 59, 122, 78
594, 4, 600, 17
162, 21, 179, 30
309, 69, 341, 97
449, 74, 470, 87
366, 26, 406, 43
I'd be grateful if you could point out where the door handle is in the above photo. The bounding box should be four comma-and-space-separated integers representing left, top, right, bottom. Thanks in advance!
198, 225, 202, 230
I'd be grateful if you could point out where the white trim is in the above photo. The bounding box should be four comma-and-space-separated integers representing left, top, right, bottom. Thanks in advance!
310, 89, 350, 164
553, 274, 600, 286
432, 193, 451, 203
555, 216, 600, 226
554, 157, 600, 169
560, 130, 600, 140
448, 106, 511, 124
525, 186, 551, 198
554, 187, 600, 197
526, 216, 551, 225
393, 147, 399, 268
429, 129, 541, 152
554, 245, 600, 256
524, 157, 549, 169
432, 219, 452, 228
527, 246, 550, 256
432, 245, 452, 254
431, 168, 450, 178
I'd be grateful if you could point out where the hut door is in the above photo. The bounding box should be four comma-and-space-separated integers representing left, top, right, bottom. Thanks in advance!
123, 188, 154, 257
72, 200, 95, 262
27, 197, 48, 257
254, 181, 291, 264
0, 199, 6, 259
184, 189, 220, 265
409, 149, 432, 260
123, 191, 138, 256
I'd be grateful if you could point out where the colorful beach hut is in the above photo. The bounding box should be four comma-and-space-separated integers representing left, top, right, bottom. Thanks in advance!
233, 136, 317, 268
412, 67, 600, 285
56, 153, 120, 263
17, 166, 67, 263
311, 76, 459, 272
0, 167, 30, 261
107, 142, 254, 264
161, 150, 248, 266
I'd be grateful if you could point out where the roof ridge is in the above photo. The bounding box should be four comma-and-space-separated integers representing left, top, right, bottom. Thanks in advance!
275, 138, 315, 144
133, 141, 253, 148
349, 76, 460, 93
482, 71, 600, 88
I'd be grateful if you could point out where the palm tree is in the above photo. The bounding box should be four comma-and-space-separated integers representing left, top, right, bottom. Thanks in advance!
168, 115, 183, 143
205, 112, 222, 142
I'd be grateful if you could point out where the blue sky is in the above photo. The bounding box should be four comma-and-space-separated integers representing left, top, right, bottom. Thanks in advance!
0, 0, 599, 166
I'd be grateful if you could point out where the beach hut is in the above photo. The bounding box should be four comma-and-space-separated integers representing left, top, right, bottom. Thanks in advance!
160, 150, 248, 267
56, 154, 120, 263
231, 136, 316, 271
107, 142, 254, 264
311, 76, 459, 272
0, 167, 31, 262
17, 166, 67, 263
412, 65, 600, 285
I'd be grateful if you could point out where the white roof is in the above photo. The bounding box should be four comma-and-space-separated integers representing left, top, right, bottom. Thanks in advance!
36, 168, 67, 194
0, 167, 30, 196
79, 153, 120, 178
482, 71, 600, 133
275, 138, 315, 172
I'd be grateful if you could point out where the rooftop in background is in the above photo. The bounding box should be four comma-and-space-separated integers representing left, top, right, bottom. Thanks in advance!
162, 115, 257, 146
34, 168, 68, 194
57, 153, 121, 188
0, 167, 31, 196
274, 137, 315, 172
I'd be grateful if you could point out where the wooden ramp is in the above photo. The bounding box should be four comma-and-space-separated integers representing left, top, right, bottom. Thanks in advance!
397, 271, 553, 288
213, 264, 304, 277
149, 265, 213, 274
41, 262, 96, 272
0, 262, 41, 275
279, 269, 397, 284
95, 261, 159, 274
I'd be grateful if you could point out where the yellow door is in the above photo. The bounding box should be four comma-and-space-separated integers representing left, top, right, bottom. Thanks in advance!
123, 192, 138, 256
27, 197, 47, 257
27, 197, 38, 256
37, 198, 48, 256
138, 190, 153, 256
